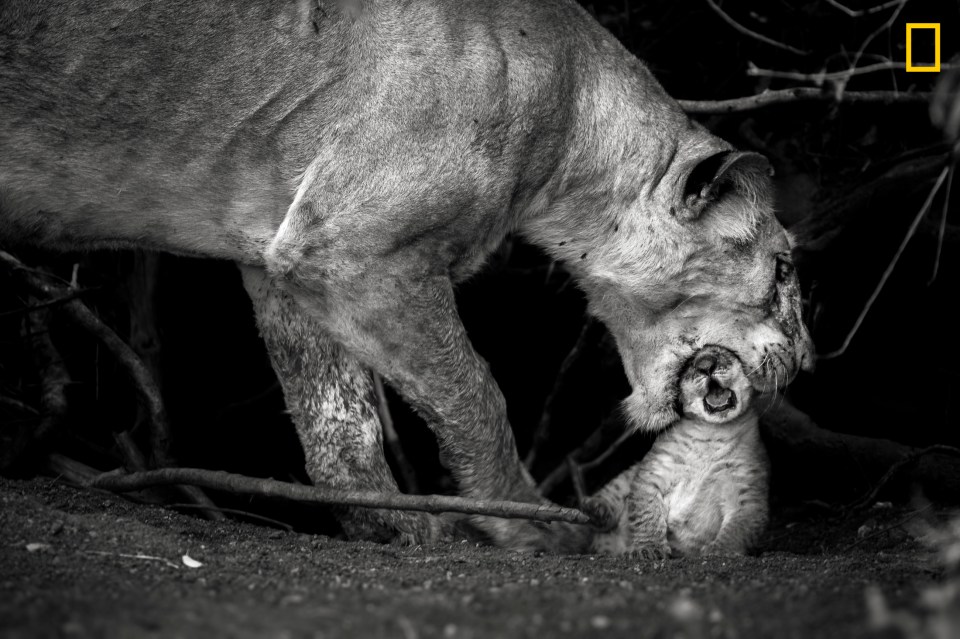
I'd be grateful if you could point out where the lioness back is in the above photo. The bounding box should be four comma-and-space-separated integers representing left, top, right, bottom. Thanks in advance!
1, 0, 662, 268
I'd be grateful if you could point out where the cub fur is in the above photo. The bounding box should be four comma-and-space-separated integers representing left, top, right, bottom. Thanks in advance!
587, 346, 768, 558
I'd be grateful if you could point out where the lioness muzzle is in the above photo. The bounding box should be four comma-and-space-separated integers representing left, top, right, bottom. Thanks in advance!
0, 0, 812, 549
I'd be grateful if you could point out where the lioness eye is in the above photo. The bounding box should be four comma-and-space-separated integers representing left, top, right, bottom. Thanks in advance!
775, 256, 794, 283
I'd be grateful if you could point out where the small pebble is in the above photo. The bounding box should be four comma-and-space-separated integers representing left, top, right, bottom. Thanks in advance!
590, 615, 611, 630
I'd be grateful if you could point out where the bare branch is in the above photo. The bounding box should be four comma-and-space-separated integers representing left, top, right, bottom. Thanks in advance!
824, 0, 903, 18
373, 372, 419, 494
525, 318, 597, 470
0, 288, 97, 318
928, 163, 955, 285
0, 396, 38, 416
746, 61, 920, 83
679, 88, 930, 114
850, 0, 907, 71
818, 165, 950, 359
89, 467, 592, 525
0, 249, 223, 519
1, 306, 70, 471
704, 0, 808, 56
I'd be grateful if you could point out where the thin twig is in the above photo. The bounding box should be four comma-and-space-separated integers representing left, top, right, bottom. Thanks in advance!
704, 0, 808, 55
679, 89, 930, 114
525, 318, 596, 470
81, 550, 181, 570
745, 61, 939, 83
850, 445, 960, 511
567, 456, 587, 504
0, 396, 38, 416
850, 0, 908, 72
824, 0, 903, 18
2, 306, 71, 471
167, 503, 294, 532
842, 504, 934, 552
0, 288, 97, 318
928, 163, 955, 285
65, 303, 223, 519
89, 468, 592, 525
578, 429, 634, 474
537, 424, 635, 497
819, 165, 950, 359
373, 372, 419, 494
27, 306, 70, 450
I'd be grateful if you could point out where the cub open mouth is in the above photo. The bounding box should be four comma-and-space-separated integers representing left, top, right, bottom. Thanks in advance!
703, 379, 737, 414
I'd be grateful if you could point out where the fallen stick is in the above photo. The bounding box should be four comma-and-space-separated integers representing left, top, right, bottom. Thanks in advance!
89, 468, 592, 525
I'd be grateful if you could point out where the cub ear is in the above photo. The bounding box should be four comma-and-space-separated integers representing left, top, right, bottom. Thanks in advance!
675, 151, 773, 222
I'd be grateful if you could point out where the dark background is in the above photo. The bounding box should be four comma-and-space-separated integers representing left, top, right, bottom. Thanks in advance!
1, 0, 958, 531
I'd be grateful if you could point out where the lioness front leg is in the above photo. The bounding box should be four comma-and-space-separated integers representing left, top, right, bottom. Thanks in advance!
240, 266, 446, 545
297, 271, 582, 551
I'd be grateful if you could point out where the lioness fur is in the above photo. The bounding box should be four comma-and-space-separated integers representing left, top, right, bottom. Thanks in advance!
1, 0, 812, 549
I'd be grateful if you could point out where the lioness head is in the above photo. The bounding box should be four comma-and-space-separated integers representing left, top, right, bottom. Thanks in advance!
542, 129, 814, 432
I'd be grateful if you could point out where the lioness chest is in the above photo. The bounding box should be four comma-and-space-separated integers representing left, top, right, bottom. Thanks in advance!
591, 416, 769, 557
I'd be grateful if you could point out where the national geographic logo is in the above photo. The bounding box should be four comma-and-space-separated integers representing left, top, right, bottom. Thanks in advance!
906, 23, 940, 72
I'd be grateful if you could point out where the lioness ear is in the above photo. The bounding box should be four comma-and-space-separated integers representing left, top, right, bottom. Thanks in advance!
675, 151, 772, 222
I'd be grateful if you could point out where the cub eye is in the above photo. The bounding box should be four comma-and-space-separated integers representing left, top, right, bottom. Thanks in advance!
775, 255, 794, 283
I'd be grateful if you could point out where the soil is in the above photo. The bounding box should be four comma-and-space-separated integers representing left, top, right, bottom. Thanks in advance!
0, 476, 948, 639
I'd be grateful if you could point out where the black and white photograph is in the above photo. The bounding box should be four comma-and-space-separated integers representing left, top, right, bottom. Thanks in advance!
1, 1, 958, 637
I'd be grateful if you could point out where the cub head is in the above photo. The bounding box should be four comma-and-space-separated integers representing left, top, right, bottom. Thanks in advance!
678, 346, 754, 424
571, 132, 814, 432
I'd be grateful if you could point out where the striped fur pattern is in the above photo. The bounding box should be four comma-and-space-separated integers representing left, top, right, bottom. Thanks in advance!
588, 347, 768, 558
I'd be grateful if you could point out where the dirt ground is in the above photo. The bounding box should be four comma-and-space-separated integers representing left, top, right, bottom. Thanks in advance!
0, 476, 950, 639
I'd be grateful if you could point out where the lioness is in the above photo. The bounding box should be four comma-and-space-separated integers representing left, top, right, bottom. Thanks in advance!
587, 346, 768, 559
0, 0, 812, 549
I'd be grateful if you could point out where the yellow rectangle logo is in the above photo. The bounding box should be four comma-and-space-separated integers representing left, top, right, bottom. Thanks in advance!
906, 23, 940, 72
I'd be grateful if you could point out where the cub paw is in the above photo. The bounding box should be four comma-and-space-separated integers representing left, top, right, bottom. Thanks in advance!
580, 497, 619, 532
627, 544, 671, 561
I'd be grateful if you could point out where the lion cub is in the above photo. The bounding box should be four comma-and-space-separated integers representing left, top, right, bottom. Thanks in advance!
586, 346, 768, 558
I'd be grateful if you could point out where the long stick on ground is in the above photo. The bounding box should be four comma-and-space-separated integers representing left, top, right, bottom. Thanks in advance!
89, 468, 592, 525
